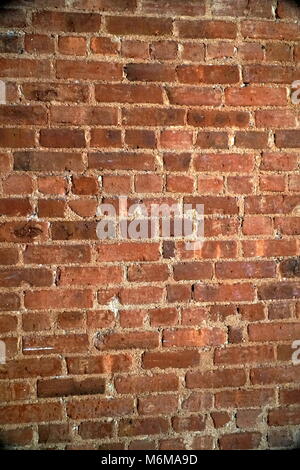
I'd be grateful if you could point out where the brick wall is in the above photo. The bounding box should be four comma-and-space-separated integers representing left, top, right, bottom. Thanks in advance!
0, 0, 299, 450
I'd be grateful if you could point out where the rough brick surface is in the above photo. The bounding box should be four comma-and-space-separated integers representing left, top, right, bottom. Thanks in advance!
0, 0, 299, 451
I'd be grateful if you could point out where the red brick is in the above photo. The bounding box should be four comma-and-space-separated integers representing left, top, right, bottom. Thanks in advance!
167, 86, 222, 106
0, 428, 33, 447
196, 132, 228, 149
167, 284, 191, 303
138, 394, 178, 415
91, 129, 122, 148
0, 222, 49, 244
235, 131, 269, 148
96, 242, 160, 262
78, 421, 113, 440
3, 175, 33, 195
181, 43, 205, 61
68, 200, 96, 218
249, 322, 300, 342
106, 16, 172, 36
25, 34, 55, 54
259, 175, 285, 192
215, 345, 275, 365
238, 43, 264, 61
149, 307, 178, 326
91, 36, 119, 55
95, 331, 159, 351
95, 83, 163, 104
265, 43, 292, 62
243, 65, 295, 84
225, 87, 287, 106
241, 20, 300, 41
125, 129, 156, 149
0, 268, 53, 288
194, 283, 255, 302
256, 110, 296, 128
89, 152, 156, 171
163, 153, 192, 172
37, 377, 105, 398
258, 283, 300, 301
135, 174, 163, 193
173, 262, 213, 280
194, 153, 254, 172
32, 11, 101, 32
207, 42, 235, 59
0, 128, 35, 149
22, 82, 89, 103
188, 110, 250, 127
160, 130, 193, 150
102, 175, 131, 194
56, 60, 122, 80
0, 247, 19, 266
242, 216, 273, 235
0, 34, 23, 54
236, 409, 262, 429
0, 380, 31, 402
24, 289, 93, 310
269, 408, 300, 426
215, 389, 275, 409
58, 36, 86, 55
172, 415, 206, 432
275, 130, 300, 148
0, 58, 51, 78
142, 0, 206, 16
38, 424, 71, 444
177, 240, 238, 259
73, 0, 137, 11
215, 261, 276, 279
66, 354, 132, 374
219, 432, 262, 450
166, 175, 195, 192
0, 403, 63, 425
227, 176, 254, 194
24, 245, 91, 264
177, 65, 239, 84
211, 411, 231, 429
251, 366, 300, 385
176, 20, 237, 39
186, 369, 246, 389
119, 417, 169, 436
243, 240, 298, 257
67, 398, 133, 419
115, 373, 178, 394
289, 175, 300, 191
59, 266, 122, 286
40, 129, 85, 148
121, 39, 149, 59
191, 436, 214, 450
212, 0, 273, 18
142, 350, 200, 369
150, 41, 178, 60
198, 176, 224, 194
23, 334, 89, 355
125, 63, 176, 82
163, 328, 226, 348
128, 263, 168, 282
38, 199, 66, 218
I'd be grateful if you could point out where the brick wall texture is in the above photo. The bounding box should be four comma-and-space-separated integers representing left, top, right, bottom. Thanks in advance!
0, 0, 300, 450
